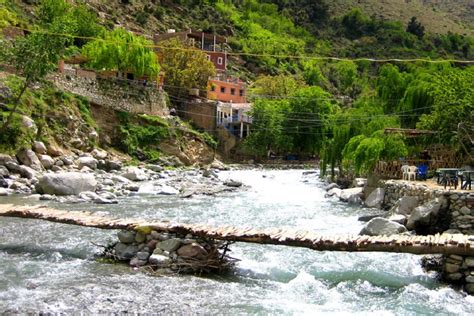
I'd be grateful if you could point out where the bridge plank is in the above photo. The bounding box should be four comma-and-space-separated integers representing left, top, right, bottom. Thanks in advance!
1, 204, 474, 256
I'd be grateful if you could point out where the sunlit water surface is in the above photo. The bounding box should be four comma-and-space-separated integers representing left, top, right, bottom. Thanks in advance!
1, 170, 473, 314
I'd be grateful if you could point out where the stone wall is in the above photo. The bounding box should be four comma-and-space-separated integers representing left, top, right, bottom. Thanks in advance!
52, 74, 169, 116
443, 254, 474, 295
382, 180, 474, 234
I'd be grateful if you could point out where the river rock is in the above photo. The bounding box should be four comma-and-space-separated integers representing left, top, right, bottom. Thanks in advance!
46, 143, 63, 157
210, 159, 229, 170
340, 187, 364, 202
135, 232, 146, 243
37, 172, 97, 195
77, 156, 98, 170
0, 154, 14, 166
39, 155, 55, 169
177, 243, 208, 259
129, 257, 147, 267
388, 214, 407, 225
16, 148, 43, 171
115, 243, 139, 260
0, 166, 9, 177
136, 251, 150, 261
157, 238, 182, 252
147, 164, 164, 172
149, 254, 171, 266
224, 180, 243, 187
61, 156, 74, 166
0, 175, 8, 188
325, 183, 340, 191
122, 167, 148, 181
18, 165, 36, 179
93, 197, 118, 204
406, 198, 442, 230
91, 148, 108, 160
0, 187, 10, 196
444, 263, 460, 273
157, 185, 179, 195
32, 141, 47, 154
325, 187, 342, 198
118, 230, 135, 244
389, 196, 419, 216
365, 188, 385, 208
359, 217, 407, 236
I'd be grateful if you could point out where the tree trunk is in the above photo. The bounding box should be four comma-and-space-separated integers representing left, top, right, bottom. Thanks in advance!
0, 80, 29, 134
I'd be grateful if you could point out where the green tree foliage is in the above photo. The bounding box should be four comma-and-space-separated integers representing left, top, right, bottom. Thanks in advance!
406, 17, 425, 39
0, 0, 17, 29
376, 64, 410, 114
285, 86, 335, 153
82, 28, 160, 78
417, 66, 474, 144
158, 38, 216, 96
244, 99, 291, 156
250, 74, 303, 98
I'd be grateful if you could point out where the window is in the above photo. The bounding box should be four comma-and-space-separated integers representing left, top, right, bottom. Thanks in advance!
239, 89, 244, 97
220, 86, 226, 93
231, 88, 235, 95
217, 57, 223, 65
206, 54, 211, 61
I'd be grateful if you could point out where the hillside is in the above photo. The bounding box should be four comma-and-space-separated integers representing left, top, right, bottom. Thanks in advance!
328, 0, 473, 36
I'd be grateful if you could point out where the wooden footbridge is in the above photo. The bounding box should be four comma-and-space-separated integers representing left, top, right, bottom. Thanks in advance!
1, 204, 474, 256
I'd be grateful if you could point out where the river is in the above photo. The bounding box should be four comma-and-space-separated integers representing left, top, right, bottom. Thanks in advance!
1, 169, 473, 314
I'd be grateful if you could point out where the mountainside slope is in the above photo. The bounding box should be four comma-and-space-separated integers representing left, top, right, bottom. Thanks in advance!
328, 0, 473, 36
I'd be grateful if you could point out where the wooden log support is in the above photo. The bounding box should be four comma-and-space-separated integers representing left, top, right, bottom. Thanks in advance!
1, 204, 474, 256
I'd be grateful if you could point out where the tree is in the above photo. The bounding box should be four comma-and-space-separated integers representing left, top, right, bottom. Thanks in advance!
0, 31, 69, 132
250, 74, 303, 98
285, 86, 335, 154
82, 28, 160, 78
417, 66, 474, 144
243, 99, 291, 156
159, 38, 216, 96
406, 17, 425, 39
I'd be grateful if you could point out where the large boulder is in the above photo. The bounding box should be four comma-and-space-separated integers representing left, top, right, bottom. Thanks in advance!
39, 155, 55, 170
46, 143, 63, 157
365, 188, 385, 208
177, 243, 208, 259
122, 167, 148, 181
389, 196, 419, 215
340, 187, 364, 202
91, 148, 108, 160
406, 198, 442, 230
0, 166, 9, 177
16, 148, 43, 171
0, 154, 14, 166
360, 217, 407, 236
325, 187, 342, 198
37, 172, 97, 195
32, 141, 47, 154
76, 156, 98, 170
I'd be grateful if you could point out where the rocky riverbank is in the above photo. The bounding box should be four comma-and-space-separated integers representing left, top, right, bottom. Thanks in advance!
323, 176, 474, 294
0, 142, 245, 203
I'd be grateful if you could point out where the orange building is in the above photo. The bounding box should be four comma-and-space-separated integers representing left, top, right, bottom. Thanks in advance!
207, 75, 247, 104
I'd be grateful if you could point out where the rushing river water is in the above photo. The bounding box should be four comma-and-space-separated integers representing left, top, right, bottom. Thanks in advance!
1, 169, 474, 314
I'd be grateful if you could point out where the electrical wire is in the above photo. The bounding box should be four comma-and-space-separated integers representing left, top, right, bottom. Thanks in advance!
7, 26, 474, 64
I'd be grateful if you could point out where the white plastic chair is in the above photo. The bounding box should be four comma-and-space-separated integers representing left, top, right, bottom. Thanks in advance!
407, 165, 418, 181
401, 165, 409, 180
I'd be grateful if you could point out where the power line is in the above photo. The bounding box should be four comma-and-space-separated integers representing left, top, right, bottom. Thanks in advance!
8, 26, 474, 64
